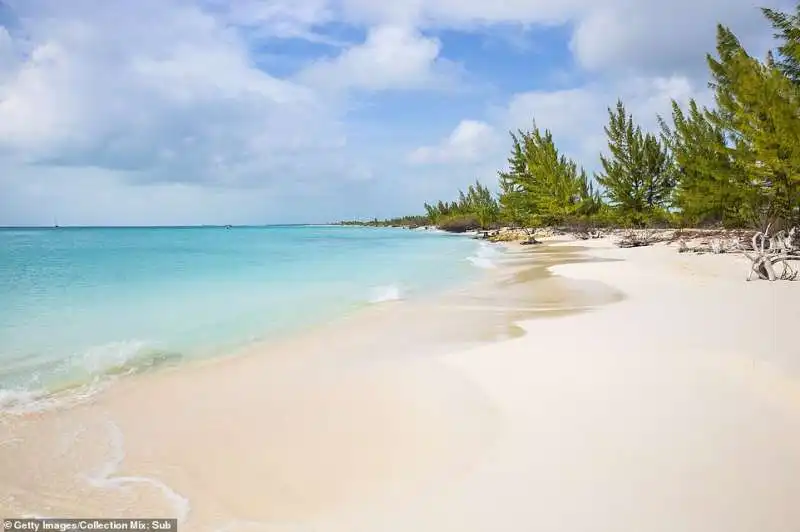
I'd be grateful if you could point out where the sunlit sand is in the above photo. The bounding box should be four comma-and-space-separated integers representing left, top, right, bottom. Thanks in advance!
2, 238, 799, 532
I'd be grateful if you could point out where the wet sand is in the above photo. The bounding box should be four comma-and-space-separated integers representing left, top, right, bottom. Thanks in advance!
2, 238, 800, 531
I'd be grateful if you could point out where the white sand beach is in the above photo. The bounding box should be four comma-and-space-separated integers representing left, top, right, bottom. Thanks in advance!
2, 237, 800, 531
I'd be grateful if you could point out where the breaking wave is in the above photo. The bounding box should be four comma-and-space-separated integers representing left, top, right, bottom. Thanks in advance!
0, 340, 183, 415
368, 284, 403, 303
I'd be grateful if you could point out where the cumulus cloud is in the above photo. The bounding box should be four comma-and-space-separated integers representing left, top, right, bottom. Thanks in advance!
0, 0, 343, 186
568, 0, 792, 75
0, 0, 792, 225
206, 0, 336, 42
408, 120, 499, 164
413, 75, 710, 176
298, 25, 454, 91
504, 75, 710, 168
340, 0, 792, 72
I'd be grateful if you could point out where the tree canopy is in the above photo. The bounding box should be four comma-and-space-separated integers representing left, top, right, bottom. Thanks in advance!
596, 101, 674, 225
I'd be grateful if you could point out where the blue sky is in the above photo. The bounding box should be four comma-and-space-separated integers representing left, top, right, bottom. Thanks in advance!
0, 0, 793, 225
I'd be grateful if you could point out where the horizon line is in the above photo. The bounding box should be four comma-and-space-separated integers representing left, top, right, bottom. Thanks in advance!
0, 222, 405, 229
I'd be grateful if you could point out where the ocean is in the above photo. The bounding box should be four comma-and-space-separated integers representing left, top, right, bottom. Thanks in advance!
0, 225, 499, 407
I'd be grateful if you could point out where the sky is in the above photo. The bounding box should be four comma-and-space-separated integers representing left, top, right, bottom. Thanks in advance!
0, 0, 793, 226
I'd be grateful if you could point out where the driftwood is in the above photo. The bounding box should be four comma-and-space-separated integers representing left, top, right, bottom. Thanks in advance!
521, 227, 542, 245
574, 229, 604, 240
675, 225, 799, 280
742, 225, 800, 281
616, 228, 666, 248
677, 237, 741, 255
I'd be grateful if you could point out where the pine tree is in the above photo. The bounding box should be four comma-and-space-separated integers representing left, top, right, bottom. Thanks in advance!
706, 24, 800, 228
423, 202, 440, 225
575, 173, 604, 217
659, 99, 751, 227
465, 180, 500, 229
762, 4, 800, 84
498, 130, 540, 227
497, 123, 590, 226
596, 100, 674, 225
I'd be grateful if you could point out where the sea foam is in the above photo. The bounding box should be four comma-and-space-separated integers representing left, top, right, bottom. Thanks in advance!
0, 380, 109, 415
0, 340, 183, 415
368, 284, 403, 303
85, 421, 191, 523
466, 242, 502, 269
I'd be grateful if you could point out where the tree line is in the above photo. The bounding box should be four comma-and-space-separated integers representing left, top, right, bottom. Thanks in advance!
410, 4, 800, 233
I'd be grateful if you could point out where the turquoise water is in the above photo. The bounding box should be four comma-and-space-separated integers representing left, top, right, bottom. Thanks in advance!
0, 226, 492, 398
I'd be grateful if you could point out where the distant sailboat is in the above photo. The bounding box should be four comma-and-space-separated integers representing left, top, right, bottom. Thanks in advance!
53, 216, 60, 229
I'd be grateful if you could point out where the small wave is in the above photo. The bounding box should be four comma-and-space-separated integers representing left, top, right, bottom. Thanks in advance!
73, 340, 183, 377
0, 341, 183, 415
0, 388, 42, 411
466, 256, 496, 269
466, 242, 503, 269
0, 380, 109, 415
85, 421, 191, 523
368, 284, 403, 303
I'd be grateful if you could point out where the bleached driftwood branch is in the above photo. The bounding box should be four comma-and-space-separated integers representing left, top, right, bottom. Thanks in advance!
677, 236, 742, 254
616, 228, 672, 248
741, 225, 800, 281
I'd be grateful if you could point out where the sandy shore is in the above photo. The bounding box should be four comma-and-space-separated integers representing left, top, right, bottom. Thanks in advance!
2, 237, 800, 531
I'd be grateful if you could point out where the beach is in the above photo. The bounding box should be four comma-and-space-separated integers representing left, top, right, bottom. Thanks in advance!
2, 235, 800, 531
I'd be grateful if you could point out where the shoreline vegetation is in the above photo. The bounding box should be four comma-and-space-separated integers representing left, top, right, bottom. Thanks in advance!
336, 5, 800, 280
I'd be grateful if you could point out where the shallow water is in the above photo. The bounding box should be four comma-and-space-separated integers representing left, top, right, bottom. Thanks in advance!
0, 225, 490, 402
0, 238, 627, 529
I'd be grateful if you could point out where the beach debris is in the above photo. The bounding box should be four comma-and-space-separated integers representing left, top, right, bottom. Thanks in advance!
573, 229, 604, 240
676, 236, 742, 254
616, 228, 662, 248
741, 224, 800, 281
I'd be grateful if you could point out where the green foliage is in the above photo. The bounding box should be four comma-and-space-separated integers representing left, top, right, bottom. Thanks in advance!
336, 214, 431, 228
659, 99, 752, 227
421, 180, 500, 231
497, 123, 594, 226
706, 23, 800, 228
762, 4, 800, 84
437, 214, 481, 233
596, 100, 675, 226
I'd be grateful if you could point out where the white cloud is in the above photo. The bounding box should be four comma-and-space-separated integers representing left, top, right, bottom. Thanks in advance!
337, 0, 791, 75
209, 0, 335, 40
408, 120, 499, 164
298, 25, 451, 91
0, 0, 793, 224
338, 0, 582, 27
567, 0, 792, 74
0, 0, 343, 187
413, 75, 711, 177
503, 75, 711, 167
